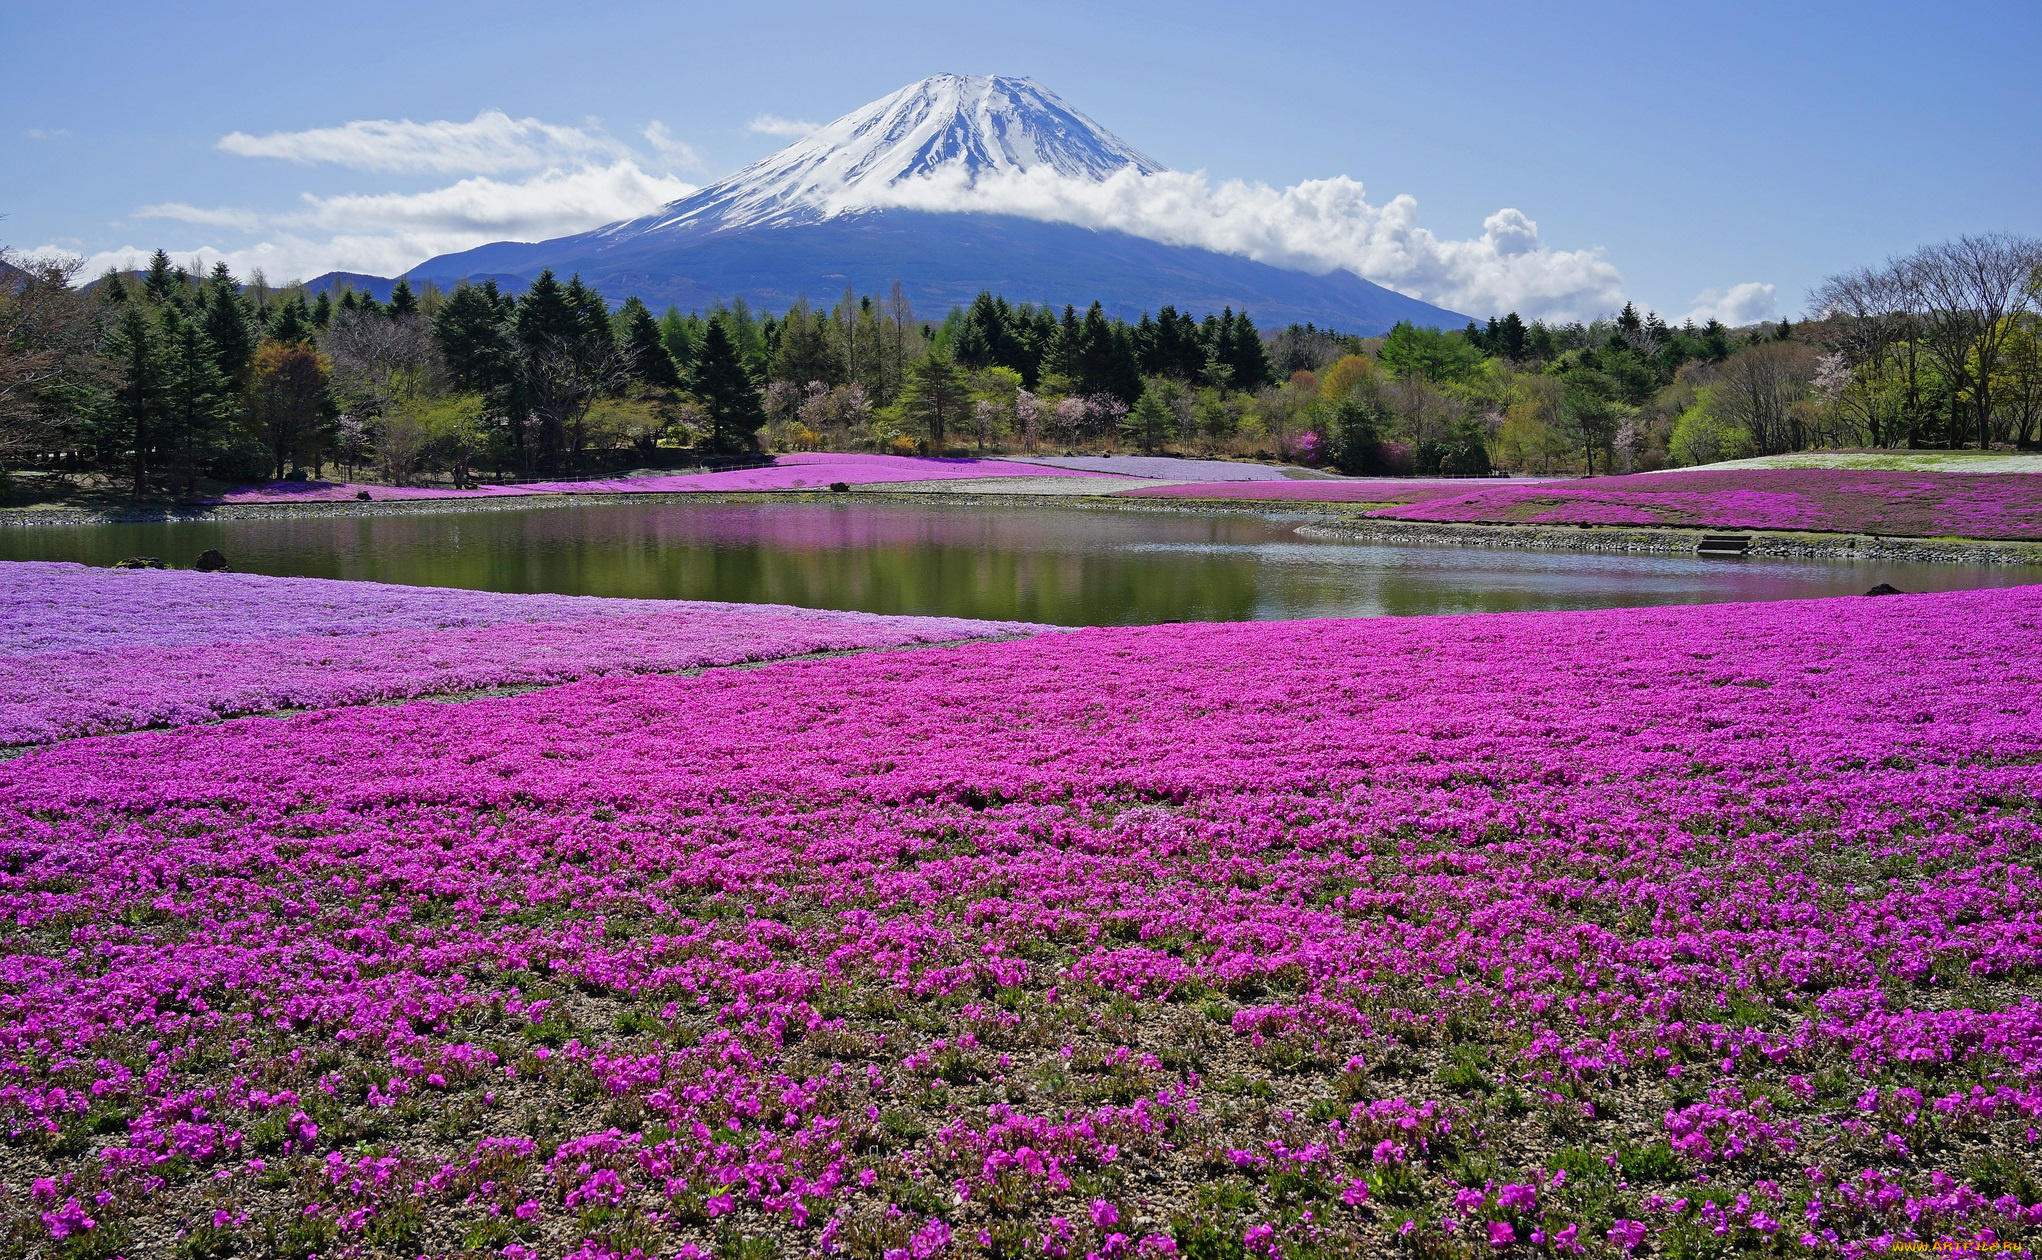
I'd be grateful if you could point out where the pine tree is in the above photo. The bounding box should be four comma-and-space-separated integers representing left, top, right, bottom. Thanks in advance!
1496, 312, 1528, 361
617, 297, 681, 388
516, 271, 573, 348
512, 272, 622, 465
1077, 302, 1123, 399
1327, 395, 1390, 474
1227, 312, 1271, 391
156, 305, 233, 493
434, 280, 522, 464
387, 278, 419, 318
312, 291, 334, 327
1132, 312, 1160, 376
436, 282, 516, 391
142, 250, 180, 306
1043, 305, 1083, 384
659, 307, 699, 374
900, 348, 969, 450
691, 319, 765, 452
268, 298, 314, 345
102, 305, 164, 495
202, 264, 257, 384
770, 298, 842, 386
564, 276, 613, 350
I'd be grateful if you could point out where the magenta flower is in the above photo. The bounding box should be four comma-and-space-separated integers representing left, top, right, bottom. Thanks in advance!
40, 1199, 94, 1240
1608, 1219, 1649, 1251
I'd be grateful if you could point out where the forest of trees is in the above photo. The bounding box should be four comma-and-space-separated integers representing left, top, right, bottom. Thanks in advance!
1, 231, 2037, 495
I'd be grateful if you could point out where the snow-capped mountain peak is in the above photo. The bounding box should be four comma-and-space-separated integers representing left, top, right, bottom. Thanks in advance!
607, 74, 1164, 239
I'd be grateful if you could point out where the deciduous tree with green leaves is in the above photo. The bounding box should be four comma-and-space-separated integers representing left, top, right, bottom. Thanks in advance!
901, 348, 969, 450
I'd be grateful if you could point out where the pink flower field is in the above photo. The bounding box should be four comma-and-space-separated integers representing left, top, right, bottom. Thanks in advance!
0, 563, 1037, 745
4, 579, 2042, 1257
1358, 469, 2042, 540
211, 455, 1121, 505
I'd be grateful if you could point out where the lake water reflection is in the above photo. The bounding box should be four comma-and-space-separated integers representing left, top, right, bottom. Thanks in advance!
3, 499, 2034, 626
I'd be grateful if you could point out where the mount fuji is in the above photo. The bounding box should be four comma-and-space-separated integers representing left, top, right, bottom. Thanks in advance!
364, 75, 1471, 332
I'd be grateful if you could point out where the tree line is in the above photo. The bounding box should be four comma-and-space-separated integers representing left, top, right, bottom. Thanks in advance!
1283, 230, 2041, 477
1809, 232, 2042, 453
5, 231, 2034, 495
0, 249, 1292, 491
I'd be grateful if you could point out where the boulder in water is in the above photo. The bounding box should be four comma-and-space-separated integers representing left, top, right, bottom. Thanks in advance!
830, 482, 850, 493
112, 556, 167, 570
193, 549, 229, 572
1865, 582, 1905, 596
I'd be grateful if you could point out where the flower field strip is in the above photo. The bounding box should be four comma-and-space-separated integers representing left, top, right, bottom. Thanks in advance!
5, 589, 2042, 1255
1109, 480, 1459, 503
1362, 469, 2042, 540
0, 563, 1038, 744
208, 454, 1126, 504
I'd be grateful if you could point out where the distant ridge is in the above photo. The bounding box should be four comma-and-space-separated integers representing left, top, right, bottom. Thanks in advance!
303, 271, 528, 300
385, 74, 1470, 332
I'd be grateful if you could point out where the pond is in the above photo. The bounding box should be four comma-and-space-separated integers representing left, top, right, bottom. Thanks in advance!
3, 499, 2033, 626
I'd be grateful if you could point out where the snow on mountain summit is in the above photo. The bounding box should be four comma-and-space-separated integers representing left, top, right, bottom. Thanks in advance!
603, 74, 1165, 240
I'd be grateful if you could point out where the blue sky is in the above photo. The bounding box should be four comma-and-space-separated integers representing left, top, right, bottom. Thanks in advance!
7, 0, 2038, 323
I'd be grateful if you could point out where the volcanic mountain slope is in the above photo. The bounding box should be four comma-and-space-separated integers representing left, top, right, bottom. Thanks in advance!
328, 75, 1473, 331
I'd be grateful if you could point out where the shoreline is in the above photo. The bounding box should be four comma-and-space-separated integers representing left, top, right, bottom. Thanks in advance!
1296, 516, 2042, 566
6, 488, 2042, 568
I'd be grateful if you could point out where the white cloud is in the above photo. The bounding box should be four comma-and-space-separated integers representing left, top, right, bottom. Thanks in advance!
63, 240, 338, 286
75, 162, 698, 282
1681, 282, 1777, 327
832, 166, 1624, 320
58, 112, 703, 282
23, 127, 71, 140
300, 163, 697, 243
134, 202, 268, 232
217, 110, 636, 175
748, 114, 821, 139
641, 121, 705, 171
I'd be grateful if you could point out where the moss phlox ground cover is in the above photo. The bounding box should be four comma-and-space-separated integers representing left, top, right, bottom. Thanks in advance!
3, 587, 2042, 1257
1114, 469, 2042, 541
1360, 471, 2042, 540
209, 455, 1121, 504
0, 564, 1036, 744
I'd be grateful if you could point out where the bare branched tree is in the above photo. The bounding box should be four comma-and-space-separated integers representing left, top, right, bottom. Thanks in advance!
1809, 264, 1920, 446
884, 281, 916, 404
1904, 232, 2042, 449
0, 251, 103, 469
322, 308, 445, 419
525, 332, 631, 463
1709, 342, 1820, 455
